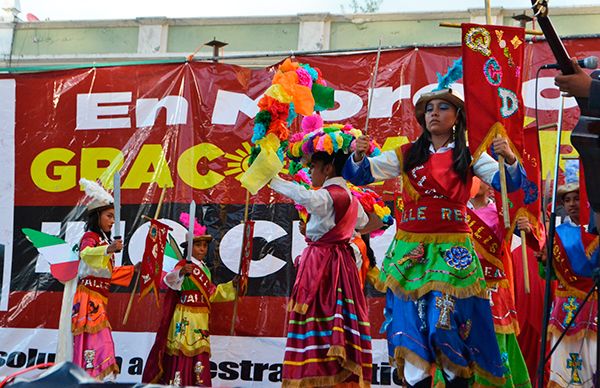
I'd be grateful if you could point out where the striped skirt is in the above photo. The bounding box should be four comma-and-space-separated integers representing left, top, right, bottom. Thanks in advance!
283, 243, 372, 387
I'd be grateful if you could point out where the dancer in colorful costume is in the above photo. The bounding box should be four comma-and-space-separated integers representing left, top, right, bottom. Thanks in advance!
72, 179, 138, 380
289, 132, 393, 293
142, 213, 237, 387
540, 180, 599, 387
270, 120, 373, 387
467, 178, 531, 387
343, 65, 528, 387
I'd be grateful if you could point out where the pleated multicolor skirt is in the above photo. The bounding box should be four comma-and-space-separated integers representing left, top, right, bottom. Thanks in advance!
283, 242, 372, 387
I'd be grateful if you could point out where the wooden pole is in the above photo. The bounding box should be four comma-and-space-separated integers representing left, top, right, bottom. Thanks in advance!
485, 0, 492, 24
230, 190, 251, 335
122, 185, 167, 325
521, 230, 531, 294
364, 39, 382, 136
496, 134, 511, 229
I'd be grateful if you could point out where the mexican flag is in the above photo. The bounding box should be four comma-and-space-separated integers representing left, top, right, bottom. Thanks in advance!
22, 228, 79, 282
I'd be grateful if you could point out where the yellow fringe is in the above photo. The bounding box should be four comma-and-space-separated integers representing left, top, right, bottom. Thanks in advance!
366, 267, 387, 293
394, 147, 421, 202
385, 275, 488, 301
469, 122, 523, 168
554, 278, 598, 301
72, 321, 111, 336
393, 346, 433, 378
395, 229, 470, 244
437, 351, 506, 387
508, 207, 543, 245
586, 237, 599, 259
548, 324, 596, 342
473, 240, 505, 273
94, 363, 120, 381
288, 300, 309, 314
166, 345, 212, 358
493, 318, 520, 336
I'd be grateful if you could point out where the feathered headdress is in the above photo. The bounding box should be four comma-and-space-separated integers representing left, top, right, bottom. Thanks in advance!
79, 178, 114, 212
179, 212, 212, 245
414, 57, 465, 123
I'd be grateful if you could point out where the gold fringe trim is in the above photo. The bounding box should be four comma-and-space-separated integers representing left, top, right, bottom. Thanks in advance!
586, 237, 599, 259
437, 351, 506, 387
548, 325, 596, 342
395, 230, 470, 244
402, 174, 421, 202
329, 346, 365, 381
288, 300, 309, 314
394, 145, 421, 202
367, 267, 387, 293
470, 122, 523, 168
394, 346, 433, 374
473, 240, 505, 273
72, 321, 111, 336
94, 362, 119, 381
75, 286, 109, 304
508, 208, 543, 245
282, 369, 371, 388
547, 381, 564, 388
166, 345, 211, 358
385, 274, 487, 301
554, 278, 598, 300
486, 278, 510, 289
493, 318, 520, 336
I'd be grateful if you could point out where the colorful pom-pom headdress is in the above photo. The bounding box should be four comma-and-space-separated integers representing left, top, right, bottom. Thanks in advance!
286, 115, 381, 168
179, 212, 212, 247
240, 58, 335, 194
79, 178, 114, 213
414, 58, 465, 125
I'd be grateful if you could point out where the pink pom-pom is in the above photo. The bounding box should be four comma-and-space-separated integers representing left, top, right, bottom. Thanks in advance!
316, 135, 326, 151
290, 132, 304, 142
296, 68, 313, 88
301, 114, 323, 134
179, 212, 207, 236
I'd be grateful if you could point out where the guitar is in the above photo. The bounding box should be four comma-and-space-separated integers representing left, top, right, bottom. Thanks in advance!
531, 0, 600, 213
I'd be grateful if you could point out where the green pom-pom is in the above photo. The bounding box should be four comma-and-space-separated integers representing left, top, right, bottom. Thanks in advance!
248, 145, 261, 166
288, 160, 303, 175
341, 133, 353, 151
312, 84, 335, 112
254, 110, 272, 127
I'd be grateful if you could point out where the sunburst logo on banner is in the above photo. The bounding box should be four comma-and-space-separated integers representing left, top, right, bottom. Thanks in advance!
224, 142, 252, 181
224, 141, 289, 182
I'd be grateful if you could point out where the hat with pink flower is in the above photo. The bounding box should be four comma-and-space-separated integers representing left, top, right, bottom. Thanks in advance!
179, 212, 212, 247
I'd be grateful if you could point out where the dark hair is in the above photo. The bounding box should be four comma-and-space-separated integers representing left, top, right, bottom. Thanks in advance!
311, 151, 351, 177
405, 106, 471, 183
85, 207, 112, 239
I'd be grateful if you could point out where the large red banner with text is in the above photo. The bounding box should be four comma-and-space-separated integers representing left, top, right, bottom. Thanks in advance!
1, 37, 599, 383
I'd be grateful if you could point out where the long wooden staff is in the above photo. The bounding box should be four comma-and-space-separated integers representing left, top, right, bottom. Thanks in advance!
363, 39, 382, 136
122, 186, 166, 325
230, 190, 251, 335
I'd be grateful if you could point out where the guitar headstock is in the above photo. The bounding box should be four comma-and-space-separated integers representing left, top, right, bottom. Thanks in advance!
532, 0, 549, 17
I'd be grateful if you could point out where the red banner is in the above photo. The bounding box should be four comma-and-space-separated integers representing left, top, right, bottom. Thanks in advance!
463, 23, 526, 162
462, 24, 545, 246
3, 37, 600, 344
140, 218, 169, 303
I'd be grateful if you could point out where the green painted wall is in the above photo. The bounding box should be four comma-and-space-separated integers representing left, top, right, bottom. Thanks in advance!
12, 27, 138, 55
168, 23, 299, 52
330, 19, 469, 49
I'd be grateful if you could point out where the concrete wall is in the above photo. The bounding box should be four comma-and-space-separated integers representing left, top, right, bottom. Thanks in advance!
1, 5, 600, 69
